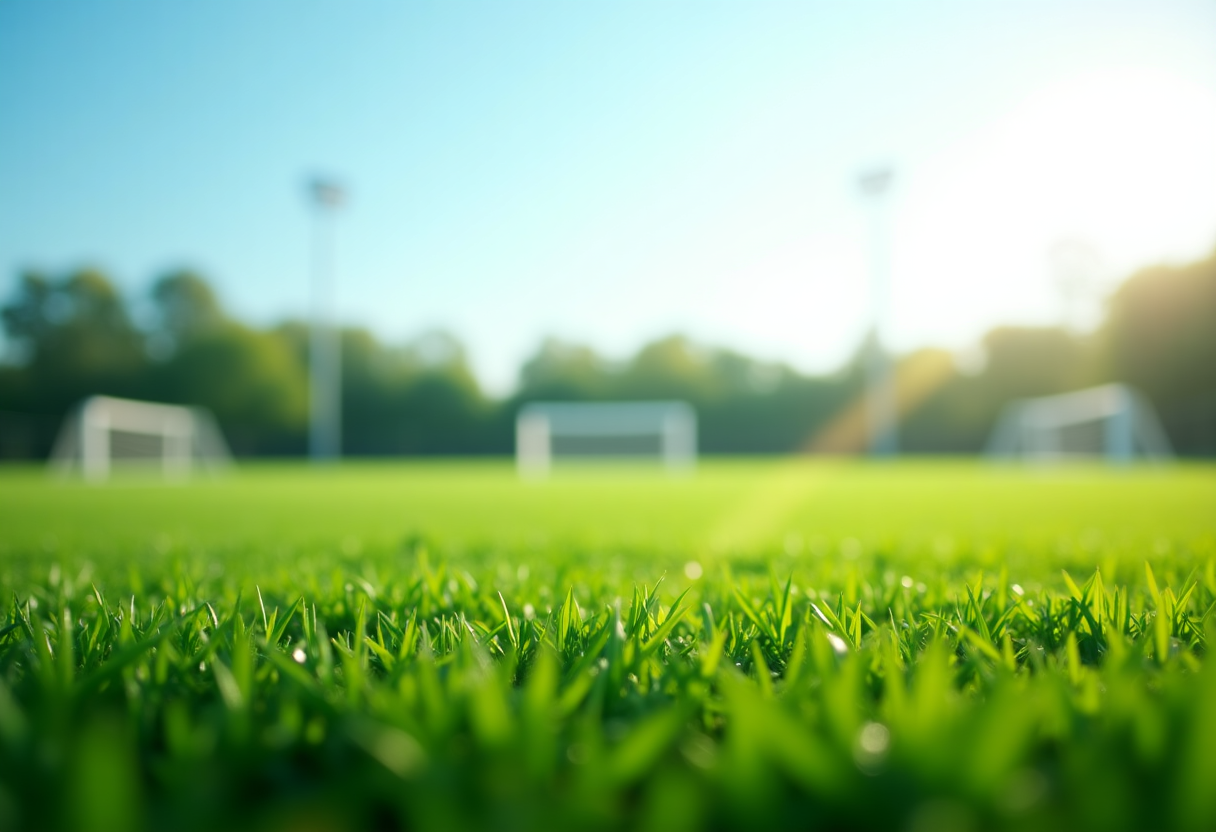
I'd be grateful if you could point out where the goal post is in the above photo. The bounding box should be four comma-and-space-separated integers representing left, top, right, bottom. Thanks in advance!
49, 395, 232, 480
985, 383, 1173, 463
516, 400, 697, 476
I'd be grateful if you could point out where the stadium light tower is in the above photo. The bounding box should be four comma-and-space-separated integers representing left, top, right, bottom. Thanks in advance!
308, 177, 345, 462
858, 167, 898, 457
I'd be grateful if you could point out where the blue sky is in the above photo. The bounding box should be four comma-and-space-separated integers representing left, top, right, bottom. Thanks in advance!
3, 1, 1215, 392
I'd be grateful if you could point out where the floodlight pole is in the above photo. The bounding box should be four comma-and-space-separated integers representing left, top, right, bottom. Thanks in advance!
859, 168, 898, 457
308, 178, 345, 463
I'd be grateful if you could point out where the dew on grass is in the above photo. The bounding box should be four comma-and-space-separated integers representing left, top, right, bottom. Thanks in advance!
858, 722, 889, 756
855, 722, 890, 773
826, 633, 849, 656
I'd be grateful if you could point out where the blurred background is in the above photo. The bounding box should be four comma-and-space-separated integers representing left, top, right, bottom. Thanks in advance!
1, 1, 1214, 461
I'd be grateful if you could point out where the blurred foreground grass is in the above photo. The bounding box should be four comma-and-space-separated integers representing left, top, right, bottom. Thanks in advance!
0, 460, 1214, 831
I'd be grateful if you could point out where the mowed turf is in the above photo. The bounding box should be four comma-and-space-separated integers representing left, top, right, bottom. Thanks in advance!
2, 459, 1213, 558
0, 460, 1214, 832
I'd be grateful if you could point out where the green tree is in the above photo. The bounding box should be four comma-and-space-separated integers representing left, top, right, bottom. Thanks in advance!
616, 336, 719, 402
0, 268, 146, 411
146, 269, 227, 357
517, 338, 614, 401
138, 273, 308, 455
341, 328, 493, 455
1103, 249, 1216, 453
903, 327, 1097, 453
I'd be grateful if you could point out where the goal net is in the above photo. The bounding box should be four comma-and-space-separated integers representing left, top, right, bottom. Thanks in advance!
516, 401, 697, 476
985, 383, 1173, 463
49, 395, 232, 480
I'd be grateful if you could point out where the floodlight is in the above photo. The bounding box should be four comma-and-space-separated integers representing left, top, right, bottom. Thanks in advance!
858, 167, 893, 197
310, 179, 346, 208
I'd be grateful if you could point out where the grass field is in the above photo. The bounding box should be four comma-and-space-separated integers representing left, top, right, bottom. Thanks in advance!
1, 460, 1214, 831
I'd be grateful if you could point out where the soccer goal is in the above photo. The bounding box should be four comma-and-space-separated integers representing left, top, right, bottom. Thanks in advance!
516, 400, 697, 476
49, 395, 232, 480
985, 383, 1173, 463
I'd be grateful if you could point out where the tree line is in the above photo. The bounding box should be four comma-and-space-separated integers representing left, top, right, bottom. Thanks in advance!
1, 248, 1213, 458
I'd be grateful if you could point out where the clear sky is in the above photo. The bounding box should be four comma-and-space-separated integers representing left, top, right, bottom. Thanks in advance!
3, 1, 1215, 392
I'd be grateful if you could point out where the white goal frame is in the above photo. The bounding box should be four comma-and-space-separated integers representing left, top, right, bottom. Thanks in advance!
516, 400, 697, 476
49, 395, 232, 480
985, 383, 1173, 463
